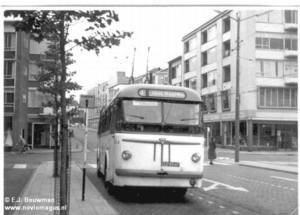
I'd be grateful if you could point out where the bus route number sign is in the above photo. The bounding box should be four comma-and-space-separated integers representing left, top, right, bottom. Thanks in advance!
162, 162, 180, 167
139, 89, 186, 99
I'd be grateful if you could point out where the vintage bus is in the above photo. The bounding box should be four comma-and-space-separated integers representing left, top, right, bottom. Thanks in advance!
97, 84, 205, 197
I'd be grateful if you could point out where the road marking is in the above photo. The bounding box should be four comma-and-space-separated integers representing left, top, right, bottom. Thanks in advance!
232, 211, 239, 214
202, 179, 248, 192
219, 206, 225, 209
208, 201, 213, 204
271, 176, 298, 182
13, 164, 27, 168
198, 197, 203, 200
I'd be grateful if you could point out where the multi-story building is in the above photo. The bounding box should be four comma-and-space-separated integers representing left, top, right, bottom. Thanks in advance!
87, 81, 108, 129
87, 71, 130, 129
174, 10, 298, 151
4, 20, 56, 149
168, 56, 182, 86
4, 21, 30, 150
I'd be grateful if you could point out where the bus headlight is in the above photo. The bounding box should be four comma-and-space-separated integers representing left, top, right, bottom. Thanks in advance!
191, 153, 201, 162
122, 150, 132, 160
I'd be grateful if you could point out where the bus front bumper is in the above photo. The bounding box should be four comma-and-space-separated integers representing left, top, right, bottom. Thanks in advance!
115, 169, 203, 179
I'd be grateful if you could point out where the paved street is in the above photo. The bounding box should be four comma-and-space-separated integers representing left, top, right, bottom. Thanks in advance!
4, 127, 298, 215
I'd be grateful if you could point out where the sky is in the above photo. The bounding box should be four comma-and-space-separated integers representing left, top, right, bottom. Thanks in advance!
66, 7, 218, 101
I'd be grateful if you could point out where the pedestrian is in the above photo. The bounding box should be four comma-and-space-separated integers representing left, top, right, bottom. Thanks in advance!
208, 137, 217, 165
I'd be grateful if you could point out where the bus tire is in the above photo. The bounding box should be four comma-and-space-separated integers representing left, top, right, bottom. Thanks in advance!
104, 163, 115, 195
97, 168, 102, 178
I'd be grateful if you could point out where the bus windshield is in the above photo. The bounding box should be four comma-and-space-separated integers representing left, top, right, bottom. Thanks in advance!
123, 100, 162, 123
123, 99, 199, 126
164, 102, 199, 126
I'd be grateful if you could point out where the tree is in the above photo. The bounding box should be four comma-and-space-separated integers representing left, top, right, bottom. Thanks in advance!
35, 33, 82, 177
4, 10, 133, 214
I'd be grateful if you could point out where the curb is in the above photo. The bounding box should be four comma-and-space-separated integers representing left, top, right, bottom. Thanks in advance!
237, 161, 298, 174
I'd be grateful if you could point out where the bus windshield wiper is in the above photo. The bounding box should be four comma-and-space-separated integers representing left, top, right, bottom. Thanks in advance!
126, 114, 146, 120
179, 118, 197, 121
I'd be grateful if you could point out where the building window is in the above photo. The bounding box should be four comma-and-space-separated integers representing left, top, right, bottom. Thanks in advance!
208, 94, 216, 112
4, 88, 14, 112
186, 77, 197, 90
202, 73, 207, 88
208, 70, 216, 87
256, 60, 285, 77
202, 47, 217, 66
29, 63, 40, 81
28, 89, 52, 107
223, 65, 231, 82
171, 64, 181, 79
223, 40, 230, 58
4, 33, 16, 51
184, 79, 189, 88
256, 33, 297, 51
202, 25, 216, 44
256, 10, 283, 23
221, 90, 230, 111
184, 56, 196, 73
284, 61, 298, 77
259, 87, 297, 108
184, 37, 196, 53
285, 10, 298, 24
223, 17, 230, 33
4, 61, 16, 78
201, 96, 208, 113
23, 65, 28, 76
285, 36, 298, 51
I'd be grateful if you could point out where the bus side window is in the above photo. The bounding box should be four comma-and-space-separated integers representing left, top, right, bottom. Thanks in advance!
115, 104, 123, 131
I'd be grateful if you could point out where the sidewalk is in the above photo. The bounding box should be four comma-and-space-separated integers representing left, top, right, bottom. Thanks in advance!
212, 146, 298, 174
29, 138, 83, 154
12, 161, 119, 215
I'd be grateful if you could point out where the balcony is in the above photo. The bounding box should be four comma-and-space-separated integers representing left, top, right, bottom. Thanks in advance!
284, 73, 298, 85
284, 23, 298, 31
39, 107, 55, 115
284, 50, 297, 58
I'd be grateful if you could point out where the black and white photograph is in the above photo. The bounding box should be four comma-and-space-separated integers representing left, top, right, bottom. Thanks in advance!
1, 1, 299, 215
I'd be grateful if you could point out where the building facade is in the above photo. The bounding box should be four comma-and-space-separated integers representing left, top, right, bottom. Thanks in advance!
4, 21, 30, 149
170, 10, 298, 151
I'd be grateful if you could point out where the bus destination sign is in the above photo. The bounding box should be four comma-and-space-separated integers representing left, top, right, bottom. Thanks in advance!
139, 89, 186, 99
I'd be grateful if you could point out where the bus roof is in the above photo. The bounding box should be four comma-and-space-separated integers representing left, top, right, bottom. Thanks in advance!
115, 84, 202, 102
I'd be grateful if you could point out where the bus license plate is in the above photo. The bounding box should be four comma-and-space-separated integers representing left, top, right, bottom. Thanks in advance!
162, 162, 180, 167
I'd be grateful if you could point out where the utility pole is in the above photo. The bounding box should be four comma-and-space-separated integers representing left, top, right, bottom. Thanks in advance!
235, 12, 240, 162
145, 47, 150, 84
129, 48, 136, 84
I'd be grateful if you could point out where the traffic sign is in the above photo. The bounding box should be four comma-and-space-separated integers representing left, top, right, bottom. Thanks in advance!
79, 95, 95, 108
